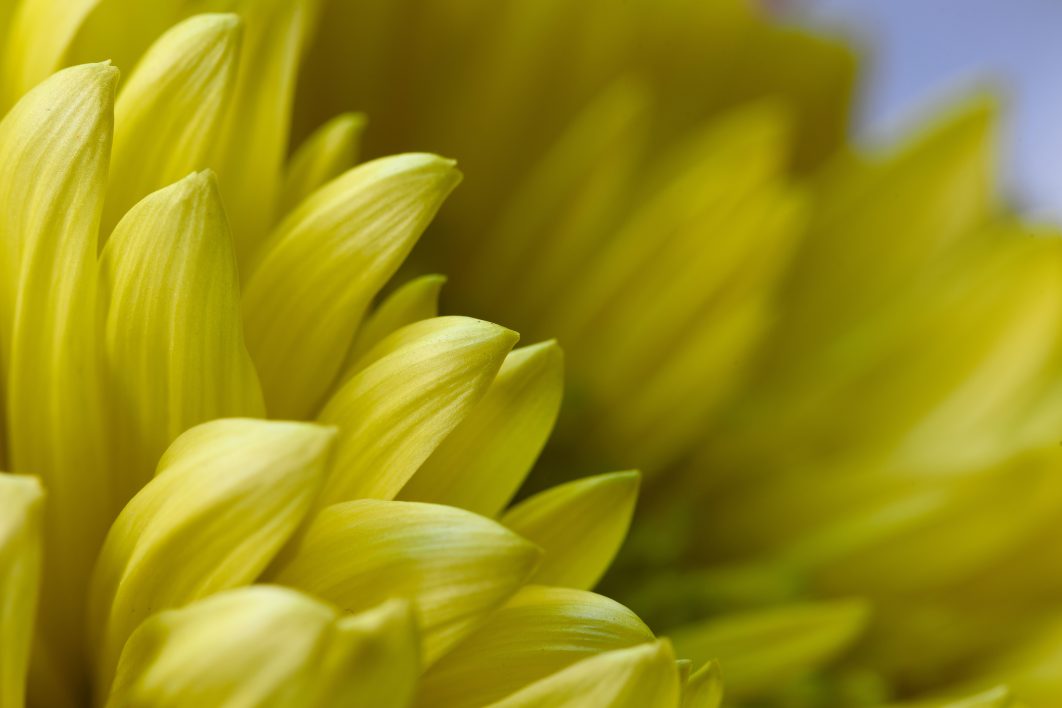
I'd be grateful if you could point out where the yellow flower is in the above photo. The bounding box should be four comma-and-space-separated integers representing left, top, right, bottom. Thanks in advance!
3, 0, 1059, 706
291, 0, 1062, 705
0, 8, 713, 708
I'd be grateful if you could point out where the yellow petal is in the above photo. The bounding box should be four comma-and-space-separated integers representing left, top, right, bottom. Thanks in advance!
317, 316, 517, 505
210, 0, 321, 260
242, 153, 462, 418
107, 586, 419, 708
487, 639, 681, 708
89, 419, 335, 695
501, 471, 640, 590
272, 499, 541, 663
343, 273, 446, 373
100, 171, 265, 507
280, 112, 366, 218
0, 62, 116, 667
400, 340, 564, 517
0, 0, 101, 108
102, 13, 243, 238
420, 585, 654, 708
941, 687, 1024, 708
669, 600, 868, 702
681, 661, 723, 708
0, 475, 43, 708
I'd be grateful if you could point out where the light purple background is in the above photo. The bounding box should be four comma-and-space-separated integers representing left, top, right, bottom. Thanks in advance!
780, 0, 1062, 222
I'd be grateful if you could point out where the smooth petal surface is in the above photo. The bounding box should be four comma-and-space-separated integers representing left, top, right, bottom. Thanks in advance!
107, 586, 419, 708
419, 585, 654, 708
103, 13, 242, 237
343, 273, 446, 372
0, 475, 42, 708
272, 499, 541, 663
280, 111, 365, 217
0, 0, 101, 108
502, 471, 640, 589
317, 317, 517, 505
0, 62, 115, 667
243, 153, 462, 418
669, 600, 868, 701
488, 639, 681, 708
101, 171, 265, 505
400, 340, 564, 517
89, 419, 334, 694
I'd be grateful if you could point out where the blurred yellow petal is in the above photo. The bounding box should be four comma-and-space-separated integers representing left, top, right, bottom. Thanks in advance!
420, 585, 654, 708
103, 13, 242, 237
669, 600, 868, 702
317, 316, 516, 505
272, 499, 541, 663
680, 661, 723, 708
107, 586, 418, 708
0, 0, 100, 108
280, 111, 366, 217
242, 153, 462, 418
502, 471, 639, 590
400, 340, 564, 517
487, 639, 681, 708
0, 474, 43, 708
89, 419, 334, 694
100, 171, 265, 506
211, 0, 320, 259
343, 273, 446, 372
0, 62, 116, 667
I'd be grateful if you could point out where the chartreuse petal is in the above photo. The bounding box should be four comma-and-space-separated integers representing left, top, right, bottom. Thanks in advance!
670, 600, 868, 702
242, 153, 462, 419
343, 273, 446, 372
272, 499, 541, 664
102, 13, 242, 237
0, 475, 43, 708
419, 585, 654, 708
100, 171, 265, 505
487, 639, 681, 708
681, 661, 723, 708
400, 340, 564, 517
89, 419, 335, 697
210, 0, 321, 260
943, 687, 1024, 708
0, 0, 101, 108
501, 471, 640, 589
107, 587, 418, 708
0, 63, 116, 669
280, 112, 366, 217
316, 317, 516, 505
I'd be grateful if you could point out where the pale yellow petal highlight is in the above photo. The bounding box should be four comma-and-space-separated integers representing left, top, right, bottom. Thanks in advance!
101, 171, 265, 506
89, 419, 335, 695
272, 499, 541, 664
681, 661, 723, 708
0, 62, 116, 671
487, 639, 681, 708
419, 585, 654, 708
343, 273, 446, 373
317, 317, 517, 505
280, 112, 366, 218
670, 600, 868, 701
103, 13, 242, 238
0, 475, 43, 708
107, 587, 419, 708
400, 340, 564, 517
502, 471, 640, 589
243, 153, 462, 418
0, 0, 101, 108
